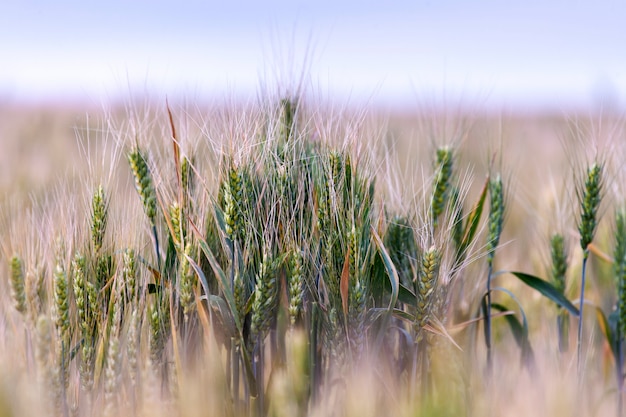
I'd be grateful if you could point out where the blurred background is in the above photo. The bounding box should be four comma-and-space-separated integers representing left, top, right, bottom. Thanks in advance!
1, 0, 625, 112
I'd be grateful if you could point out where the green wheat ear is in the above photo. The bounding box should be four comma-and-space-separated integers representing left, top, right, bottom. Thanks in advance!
53, 241, 70, 411
550, 234, 567, 295
128, 146, 161, 269
251, 251, 279, 338
223, 163, 244, 243
180, 243, 197, 317
431, 146, 454, 228
122, 249, 137, 303
288, 249, 305, 326
128, 147, 157, 225
72, 252, 95, 391
578, 163, 603, 252
550, 234, 569, 352
416, 246, 440, 334
280, 97, 296, 143
576, 161, 603, 373
149, 293, 170, 364
169, 201, 185, 254
53, 247, 69, 341
614, 209, 626, 337
91, 184, 108, 253
181, 155, 195, 195
487, 174, 504, 266
9, 254, 27, 315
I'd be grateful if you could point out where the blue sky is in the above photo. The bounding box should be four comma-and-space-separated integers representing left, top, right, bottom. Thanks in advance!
1, 1, 625, 110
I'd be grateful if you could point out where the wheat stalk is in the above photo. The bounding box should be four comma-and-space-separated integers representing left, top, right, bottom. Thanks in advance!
576, 162, 603, 374
72, 252, 95, 391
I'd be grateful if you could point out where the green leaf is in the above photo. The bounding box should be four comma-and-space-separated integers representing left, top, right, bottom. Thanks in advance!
491, 287, 534, 369
371, 226, 399, 312
213, 203, 227, 235
188, 233, 243, 335
366, 308, 414, 326
205, 294, 237, 339
375, 265, 416, 307
491, 302, 535, 369
507, 271, 579, 317
369, 251, 387, 306
456, 175, 488, 264
164, 233, 177, 280
370, 226, 400, 354
186, 253, 258, 397
595, 306, 619, 362
398, 284, 418, 307
481, 294, 491, 349
392, 308, 415, 324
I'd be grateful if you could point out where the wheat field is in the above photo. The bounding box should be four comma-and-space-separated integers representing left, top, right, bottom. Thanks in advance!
0, 95, 624, 417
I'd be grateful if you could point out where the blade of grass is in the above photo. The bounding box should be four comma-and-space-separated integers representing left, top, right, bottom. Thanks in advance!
187, 254, 258, 397
491, 302, 535, 369
492, 287, 535, 370
456, 175, 489, 265
371, 226, 400, 355
596, 306, 619, 362
189, 221, 243, 334
371, 226, 399, 312
507, 271, 579, 317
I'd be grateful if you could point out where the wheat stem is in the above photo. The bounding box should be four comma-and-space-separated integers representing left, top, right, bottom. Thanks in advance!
577, 163, 603, 376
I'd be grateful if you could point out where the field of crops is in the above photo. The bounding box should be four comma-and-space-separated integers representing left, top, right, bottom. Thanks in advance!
0, 95, 624, 416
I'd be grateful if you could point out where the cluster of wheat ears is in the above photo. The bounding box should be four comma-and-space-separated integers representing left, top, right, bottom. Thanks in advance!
2, 96, 626, 416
